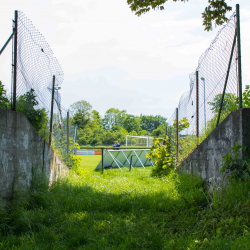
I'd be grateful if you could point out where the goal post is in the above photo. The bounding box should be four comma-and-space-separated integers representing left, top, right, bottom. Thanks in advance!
125, 135, 164, 147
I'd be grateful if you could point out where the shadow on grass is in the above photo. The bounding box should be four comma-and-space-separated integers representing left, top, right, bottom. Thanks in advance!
0, 170, 250, 249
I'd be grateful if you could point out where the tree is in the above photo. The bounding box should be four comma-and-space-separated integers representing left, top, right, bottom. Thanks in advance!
208, 93, 237, 115
70, 100, 92, 130
123, 114, 141, 133
152, 125, 165, 137
69, 100, 92, 116
102, 108, 127, 130
127, 0, 232, 31
140, 114, 166, 132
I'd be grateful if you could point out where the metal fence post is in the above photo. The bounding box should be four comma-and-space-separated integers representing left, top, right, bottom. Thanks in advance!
67, 111, 69, 156
196, 71, 199, 145
217, 32, 237, 127
102, 148, 104, 174
49, 75, 55, 146
176, 108, 178, 163
236, 4, 242, 109
12, 10, 18, 111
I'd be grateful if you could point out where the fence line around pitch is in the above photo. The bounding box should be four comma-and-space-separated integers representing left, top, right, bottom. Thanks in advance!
167, 7, 242, 163
79, 147, 152, 173
10, 10, 75, 164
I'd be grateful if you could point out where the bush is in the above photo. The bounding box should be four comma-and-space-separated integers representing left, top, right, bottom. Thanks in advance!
147, 137, 176, 177
16, 89, 49, 132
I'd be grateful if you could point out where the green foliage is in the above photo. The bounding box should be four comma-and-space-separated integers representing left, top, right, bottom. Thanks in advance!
140, 114, 166, 132
243, 85, 250, 108
17, 89, 49, 132
151, 125, 165, 137
71, 104, 167, 146
208, 92, 238, 115
0, 81, 10, 109
102, 108, 127, 130
70, 155, 88, 177
173, 117, 189, 132
147, 137, 176, 177
122, 114, 141, 133
220, 141, 250, 181
127, 0, 232, 32
1, 162, 250, 249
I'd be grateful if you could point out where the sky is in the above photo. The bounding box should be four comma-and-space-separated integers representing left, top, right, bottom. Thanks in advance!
0, 0, 250, 119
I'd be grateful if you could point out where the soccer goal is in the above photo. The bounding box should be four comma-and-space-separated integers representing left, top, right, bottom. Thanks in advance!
125, 135, 164, 147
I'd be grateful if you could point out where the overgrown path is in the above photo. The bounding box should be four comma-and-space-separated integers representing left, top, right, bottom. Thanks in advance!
0, 156, 250, 249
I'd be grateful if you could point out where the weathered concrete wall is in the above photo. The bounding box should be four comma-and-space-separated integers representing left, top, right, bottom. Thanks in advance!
178, 109, 250, 184
0, 108, 68, 200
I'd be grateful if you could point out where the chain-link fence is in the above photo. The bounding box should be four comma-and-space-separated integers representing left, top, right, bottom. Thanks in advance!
167, 8, 242, 163
9, 11, 75, 165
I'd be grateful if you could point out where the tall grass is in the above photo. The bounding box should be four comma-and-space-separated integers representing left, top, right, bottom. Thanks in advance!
0, 164, 249, 249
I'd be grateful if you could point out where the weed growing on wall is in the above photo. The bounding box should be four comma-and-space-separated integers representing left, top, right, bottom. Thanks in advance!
220, 141, 250, 181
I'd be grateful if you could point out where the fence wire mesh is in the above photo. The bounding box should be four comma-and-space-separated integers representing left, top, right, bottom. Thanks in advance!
167, 11, 239, 162
14, 11, 74, 164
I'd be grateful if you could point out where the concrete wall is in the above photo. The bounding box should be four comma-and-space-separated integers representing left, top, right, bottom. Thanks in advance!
0, 108, 68, 200
178, 109, 250, 184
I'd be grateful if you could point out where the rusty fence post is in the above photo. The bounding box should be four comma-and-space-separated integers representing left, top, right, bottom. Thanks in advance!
196, 71, 199, 145
49, 75, 55, 146
236, 4, 242, 109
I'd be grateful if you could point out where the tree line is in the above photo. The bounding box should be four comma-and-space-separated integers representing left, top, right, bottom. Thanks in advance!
68, 100, 167, 146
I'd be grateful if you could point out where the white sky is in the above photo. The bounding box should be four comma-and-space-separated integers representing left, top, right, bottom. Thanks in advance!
0, 0, 250, 118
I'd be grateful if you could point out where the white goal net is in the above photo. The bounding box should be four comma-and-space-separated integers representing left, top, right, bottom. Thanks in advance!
125, 135, 164, 147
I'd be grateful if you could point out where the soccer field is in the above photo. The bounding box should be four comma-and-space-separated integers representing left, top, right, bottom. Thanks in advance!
81, 155, 102, 171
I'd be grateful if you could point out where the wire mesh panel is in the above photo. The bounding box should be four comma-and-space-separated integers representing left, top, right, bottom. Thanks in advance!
15, 11, 64, 129
13, 11, 75, 164
168, 11, 239, 162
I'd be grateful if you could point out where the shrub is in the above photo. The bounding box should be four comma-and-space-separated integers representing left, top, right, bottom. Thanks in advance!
147, 137, 176, 177
16, 89, 49, 132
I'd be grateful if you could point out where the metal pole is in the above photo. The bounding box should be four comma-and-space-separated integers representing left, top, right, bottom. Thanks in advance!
236, 4, 242, 109
126, 135, 127, 147
12, 10, 18, 111
67, 111, 69, 156
217, 32, 237, 127
129, 156, 133, 171
102, 148, 104, 174
58, 115, 60, 147
0, 31, 16, 55
201, 78, 206, 131
147, 134, 149, 147
176, 108, 178, 163
49, 76, 55, 146
196, 71, 199, 144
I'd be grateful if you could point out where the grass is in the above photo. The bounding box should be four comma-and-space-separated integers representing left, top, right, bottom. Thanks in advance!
0, 156, 250, 249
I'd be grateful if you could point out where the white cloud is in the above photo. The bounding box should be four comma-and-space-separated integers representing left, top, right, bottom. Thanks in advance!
0, 0, 249, 118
